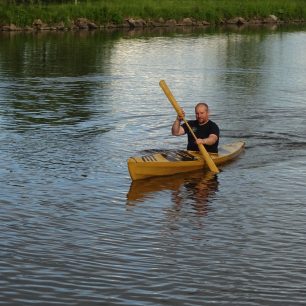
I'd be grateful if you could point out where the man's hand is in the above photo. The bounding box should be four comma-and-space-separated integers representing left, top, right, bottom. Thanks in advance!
177, 108, 185, 121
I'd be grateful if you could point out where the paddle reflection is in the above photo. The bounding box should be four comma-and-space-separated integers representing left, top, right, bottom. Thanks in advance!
127, 171, 219, 215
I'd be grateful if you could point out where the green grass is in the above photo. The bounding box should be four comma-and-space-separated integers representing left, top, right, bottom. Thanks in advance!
0, 0, 305, 27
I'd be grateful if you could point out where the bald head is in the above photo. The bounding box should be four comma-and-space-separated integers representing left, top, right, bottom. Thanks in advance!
195, 102, 209, 112
195, 102, 209, 125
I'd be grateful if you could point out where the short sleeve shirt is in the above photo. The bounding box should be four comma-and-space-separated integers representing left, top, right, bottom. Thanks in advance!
182, 120, 219, 153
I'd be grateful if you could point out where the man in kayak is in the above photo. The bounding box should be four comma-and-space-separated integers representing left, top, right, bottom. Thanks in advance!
171, 102, 219, 153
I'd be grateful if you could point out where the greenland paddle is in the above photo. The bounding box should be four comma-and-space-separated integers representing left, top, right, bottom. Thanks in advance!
159, 80, 220, 174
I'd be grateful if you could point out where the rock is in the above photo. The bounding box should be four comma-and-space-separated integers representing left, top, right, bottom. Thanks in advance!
88, 22, 98, 30
1, 24, 19, 31
126, 18, 136, 28
249, 18, 263, 24
136, 19, 146, 27
182, 18, 193, 26
147, 20, 162, 27
32, 19, 48, 30
24, 26, 33, 31
263, 15, 278, 23
195, 20, 210, 26
227, 17, 247, 25
165, 19, 177, 27
121, 20, 131, 28
55, 21, 65, 31
75, 18, 89, 29
126, 18, 146, 28
105, 22, 117, 28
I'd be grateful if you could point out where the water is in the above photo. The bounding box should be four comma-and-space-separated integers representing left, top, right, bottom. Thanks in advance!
1, 25, 306, 305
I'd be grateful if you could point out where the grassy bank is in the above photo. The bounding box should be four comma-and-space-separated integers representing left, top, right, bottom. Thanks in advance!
1, 0, 306, 27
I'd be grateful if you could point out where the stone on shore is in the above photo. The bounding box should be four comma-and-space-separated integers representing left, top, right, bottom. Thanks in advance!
74, 18, 98, 30
226, 17, 247, 25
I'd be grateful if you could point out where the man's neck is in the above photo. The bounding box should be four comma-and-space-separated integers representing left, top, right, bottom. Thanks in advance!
199, 119, 209, 126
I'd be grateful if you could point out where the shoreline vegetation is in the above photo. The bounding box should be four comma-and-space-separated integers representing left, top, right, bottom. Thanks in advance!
1, 0, 306, 32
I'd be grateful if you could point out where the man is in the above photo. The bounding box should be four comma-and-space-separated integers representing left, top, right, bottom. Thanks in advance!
171, 102, 219, 153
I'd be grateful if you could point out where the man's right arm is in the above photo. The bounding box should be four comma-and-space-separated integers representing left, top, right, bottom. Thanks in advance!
172, 117, 185, 136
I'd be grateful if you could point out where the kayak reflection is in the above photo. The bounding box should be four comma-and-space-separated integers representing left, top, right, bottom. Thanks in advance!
127, 170, 219, 215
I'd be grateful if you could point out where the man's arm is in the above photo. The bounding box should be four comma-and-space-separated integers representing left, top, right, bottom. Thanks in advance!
172, 117, 185, 136
196, 134, 218, 145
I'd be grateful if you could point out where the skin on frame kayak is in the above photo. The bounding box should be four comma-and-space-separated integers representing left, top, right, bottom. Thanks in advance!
127, 141, 245, 181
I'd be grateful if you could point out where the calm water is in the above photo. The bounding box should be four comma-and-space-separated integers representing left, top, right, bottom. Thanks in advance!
1, 25, 306, 305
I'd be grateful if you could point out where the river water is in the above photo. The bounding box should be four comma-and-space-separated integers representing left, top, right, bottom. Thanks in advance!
1, 24, 306, 305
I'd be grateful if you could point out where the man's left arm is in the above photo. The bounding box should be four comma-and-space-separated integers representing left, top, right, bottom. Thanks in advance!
196, 134, 218, 146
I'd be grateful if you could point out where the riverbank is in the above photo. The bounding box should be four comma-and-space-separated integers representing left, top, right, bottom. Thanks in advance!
1, 0, 306, 32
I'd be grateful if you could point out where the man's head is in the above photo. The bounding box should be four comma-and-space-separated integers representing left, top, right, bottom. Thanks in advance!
195, 102, 209, 125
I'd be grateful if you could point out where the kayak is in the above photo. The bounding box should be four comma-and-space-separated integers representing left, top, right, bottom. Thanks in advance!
127, 141, 245, 181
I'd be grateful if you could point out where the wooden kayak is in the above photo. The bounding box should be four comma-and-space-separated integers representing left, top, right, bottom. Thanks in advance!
127, 141, 245, 181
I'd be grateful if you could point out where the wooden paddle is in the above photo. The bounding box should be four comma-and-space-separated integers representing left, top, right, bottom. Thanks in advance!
159, 80, 220, 174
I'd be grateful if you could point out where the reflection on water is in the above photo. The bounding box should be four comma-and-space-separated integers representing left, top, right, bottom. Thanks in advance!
0, 31, 119, 131
127, 171, 218, 216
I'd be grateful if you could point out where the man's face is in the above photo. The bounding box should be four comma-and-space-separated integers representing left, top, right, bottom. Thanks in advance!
195, 105, 208, 124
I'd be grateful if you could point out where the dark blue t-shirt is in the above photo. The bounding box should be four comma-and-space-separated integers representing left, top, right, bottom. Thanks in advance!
182, 120, 219, 153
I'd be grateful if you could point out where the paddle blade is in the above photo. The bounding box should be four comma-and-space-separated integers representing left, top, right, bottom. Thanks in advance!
198, 145, 220, 173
